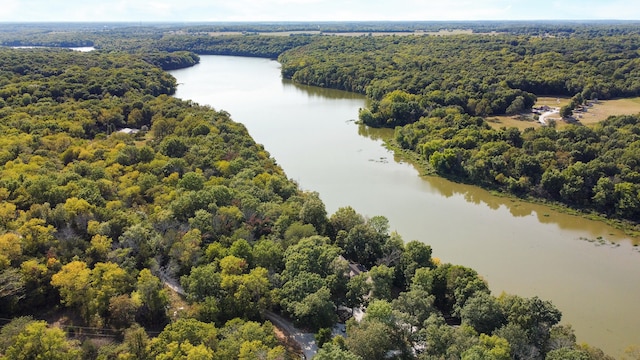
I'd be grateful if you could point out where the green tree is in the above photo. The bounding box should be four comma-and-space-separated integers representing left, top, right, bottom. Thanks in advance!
494, 323, 538, 360
169, 228, 202, 275
506, 96, 526, 115
237, 340, 285, 360
299, 191, 328, 234
150, 318, 217, 356
219, 263, 271, 321
560, 105, 573, 118
160, 136, 188, 158
315, 343, 363, 360
283, 221, 317, 246
292, 286, 337, 331
216, 319, 281, 360
498, 294, 562, 351
133, 269, 168, 326
181, 263, 222, 302
365, 299, 394, 324
398, 240, 433, 287
0, 233, 21, 270
547, 324, 578, 351
87, 262, 132, 325
0, 316, 34, 353
4, 320, 80, 360
328, 206, 364, 237
369, 265, 394, 301
462, 334, 511, 360
345, 319, 394, 360
344, 223, 385, 268
178, 171, 205, 191
122, 324, 151, 360
17, 218, 56, 256
412, 264, 489, 316
420, 314, 479, 359
315, 327, 333, 348
252, 239, 284, 273
230, 238, 254, 265
391, 288, 436, 328
282, 235, 340, 280
461, 292, 506, 335
50, 260, 91, 313
108, 294, 140, 330
345, 272, 371, 311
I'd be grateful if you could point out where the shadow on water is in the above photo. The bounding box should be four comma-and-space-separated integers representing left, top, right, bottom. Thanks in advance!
282, 79, 365, 100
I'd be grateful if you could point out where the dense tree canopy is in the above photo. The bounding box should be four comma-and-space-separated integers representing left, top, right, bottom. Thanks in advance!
279, 33, 640, 119
0, 46, 303, 357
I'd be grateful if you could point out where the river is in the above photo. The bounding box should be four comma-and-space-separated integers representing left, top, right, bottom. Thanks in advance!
170, 55, 640, 357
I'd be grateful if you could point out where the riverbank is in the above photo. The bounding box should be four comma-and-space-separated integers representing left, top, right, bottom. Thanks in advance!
381, 135, 640, 241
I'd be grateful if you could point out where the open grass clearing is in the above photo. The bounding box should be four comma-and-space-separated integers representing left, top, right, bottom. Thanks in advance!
205, 29, 499, 37
576, 97, 640, 125
486, 96, 640, 130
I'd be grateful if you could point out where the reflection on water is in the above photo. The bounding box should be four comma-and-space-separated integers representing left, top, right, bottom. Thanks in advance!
357, 123, 393, 141
282, 78, 364, 100
422, 172, 632, 240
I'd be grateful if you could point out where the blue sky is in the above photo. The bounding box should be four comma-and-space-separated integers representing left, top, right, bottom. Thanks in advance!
1, 0, 640, 22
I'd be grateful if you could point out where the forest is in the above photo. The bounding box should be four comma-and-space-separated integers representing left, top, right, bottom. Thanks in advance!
0, 22, 636, 359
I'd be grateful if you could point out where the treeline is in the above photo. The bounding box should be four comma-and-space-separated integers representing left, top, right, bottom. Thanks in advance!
0, 47, 609, 359
0, 23, 316, 60
148, 34, 316, 59
0, 26, 95, 48
141, 51, 200, 71
278, 33, 640, 121
0, 26, 203, 71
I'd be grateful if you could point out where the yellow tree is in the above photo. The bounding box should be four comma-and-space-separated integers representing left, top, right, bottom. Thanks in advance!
86, 234, 112, 264
17, 218, 55, 256
51, 261, 91, 310
62, 197, 95, 232
0, 201, 17, 229
0, 232, 21, 270
88, 262, 132, 325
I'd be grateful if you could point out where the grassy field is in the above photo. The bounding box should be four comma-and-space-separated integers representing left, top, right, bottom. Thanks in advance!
575, 97, 640, 125
206, 29, 497, 37
487, 96, 640, 130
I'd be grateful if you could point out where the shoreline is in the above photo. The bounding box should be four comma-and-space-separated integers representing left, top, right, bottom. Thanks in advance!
380, 136, 640, 242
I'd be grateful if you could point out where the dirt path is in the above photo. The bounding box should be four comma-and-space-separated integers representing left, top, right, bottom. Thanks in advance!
158, 272, 319, 359
539, 108, 559, 125
264, 310, 318, 359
